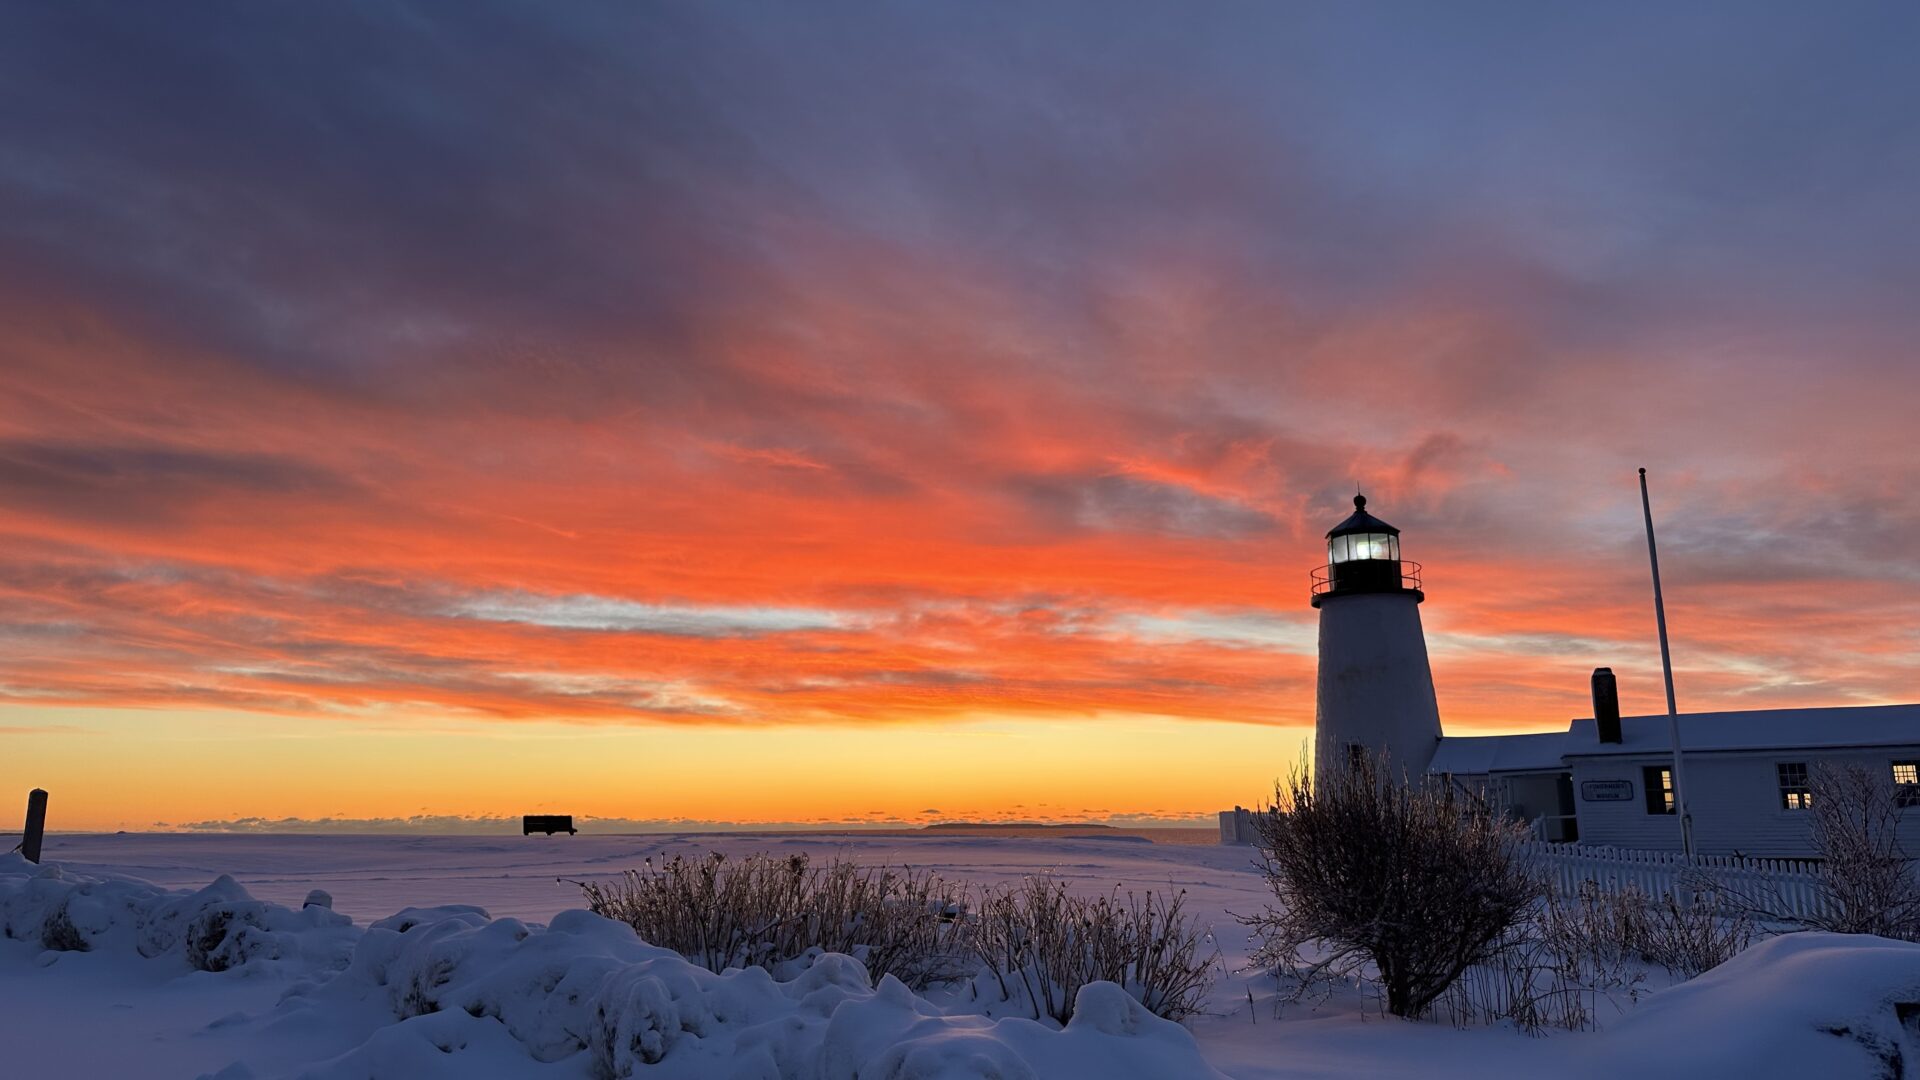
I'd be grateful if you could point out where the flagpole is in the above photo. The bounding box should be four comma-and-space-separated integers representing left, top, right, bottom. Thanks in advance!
1639, 468, 1694, 858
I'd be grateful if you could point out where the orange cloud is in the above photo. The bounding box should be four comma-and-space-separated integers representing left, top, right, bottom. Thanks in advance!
4, 3, 1920, 829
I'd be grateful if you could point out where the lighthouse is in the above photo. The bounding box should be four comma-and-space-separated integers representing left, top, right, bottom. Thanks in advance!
1311, 494, 1443, 780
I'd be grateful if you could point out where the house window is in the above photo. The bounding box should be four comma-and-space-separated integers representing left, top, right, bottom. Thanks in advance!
1642, 766, 1674, 815
1894, 761, 1920, 808
1778, 762, 1813, 810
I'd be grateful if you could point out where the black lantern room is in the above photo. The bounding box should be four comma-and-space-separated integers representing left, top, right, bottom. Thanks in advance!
1310, 494, 1424, 608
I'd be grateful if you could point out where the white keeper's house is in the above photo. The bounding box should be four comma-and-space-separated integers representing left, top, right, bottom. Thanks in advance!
1222, 494, 1920, 859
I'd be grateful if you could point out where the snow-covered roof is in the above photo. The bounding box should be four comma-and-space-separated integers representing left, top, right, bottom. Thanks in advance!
1426, 703, 1920, 772
1427, 731, 1570, 775
1562, 703, 1920, 757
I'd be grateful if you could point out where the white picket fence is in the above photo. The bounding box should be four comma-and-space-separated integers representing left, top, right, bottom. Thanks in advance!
1516, 841, 1828, 921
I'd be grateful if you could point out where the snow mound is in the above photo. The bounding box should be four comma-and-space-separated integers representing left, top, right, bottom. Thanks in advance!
0, 853, 354, 972
0, 856, 1226, 1079
301, 905, 1227, 1079
1593, 931, 1920, 1078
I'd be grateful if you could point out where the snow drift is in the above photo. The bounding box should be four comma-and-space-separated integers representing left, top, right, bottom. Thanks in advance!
0, 854, 1228, 1078
11, 849, 1920, 1079
0, 853, 356, 971
1587, 931, 1920, 1078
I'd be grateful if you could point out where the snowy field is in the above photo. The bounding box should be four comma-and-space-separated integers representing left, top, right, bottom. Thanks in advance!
4, 832, 1919, 1079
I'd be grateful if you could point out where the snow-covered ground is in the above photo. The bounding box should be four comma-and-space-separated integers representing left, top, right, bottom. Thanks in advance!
3, 832, 1918, 1078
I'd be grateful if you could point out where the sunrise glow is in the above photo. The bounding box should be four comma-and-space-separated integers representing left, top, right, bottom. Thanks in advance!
4, 5, 1919, 832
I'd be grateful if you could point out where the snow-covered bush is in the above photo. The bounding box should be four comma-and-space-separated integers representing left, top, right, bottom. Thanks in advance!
297, 900, 1229, 1079
1243, 759, 1538, 1018
1, 858, 157, 953
1808, 762, 1920, 939
38, 898, 89, 951
0, 861, 1215, 1080
0, 855, 356, 974
580, 852, 969, 990
970, 877, 1217, 1024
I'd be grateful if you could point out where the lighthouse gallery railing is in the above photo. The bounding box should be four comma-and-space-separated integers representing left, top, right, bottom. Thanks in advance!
1309, 559, 1423, 601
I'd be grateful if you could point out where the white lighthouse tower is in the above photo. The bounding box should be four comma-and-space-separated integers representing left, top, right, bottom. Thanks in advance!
1311, 494, 1443, 780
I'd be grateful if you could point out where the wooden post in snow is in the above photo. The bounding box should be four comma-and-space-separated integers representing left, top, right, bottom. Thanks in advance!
21, 789, 47, 863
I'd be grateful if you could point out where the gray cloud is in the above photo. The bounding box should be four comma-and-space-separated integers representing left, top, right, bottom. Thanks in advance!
1015, 473, 1277, 539
6, 1, 1919, 411
0, 441, 352, 524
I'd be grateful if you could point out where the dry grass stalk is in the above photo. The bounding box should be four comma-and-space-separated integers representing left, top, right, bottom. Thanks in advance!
971, 877, 1217, 1024
1438, 877, 1754, 1033
579, 852, 968, 990
580, 853, 1218, 1025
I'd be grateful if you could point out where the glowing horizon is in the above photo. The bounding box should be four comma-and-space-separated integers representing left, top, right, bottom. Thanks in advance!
5, 4, 1920, 832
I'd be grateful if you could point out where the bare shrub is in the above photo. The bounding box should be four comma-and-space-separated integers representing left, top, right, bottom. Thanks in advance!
971, 877, 1216, 1024
1542, 881, 1648, 977
582, 855, 1218, 1025
1640, 875, 1755, 977
580, 852, 967, 990
1438, 876, 1753, 1033
1807, 762, 1920, 940
1243, 758, 1538, 1018
1440, 880, 1647, 1032
1536, 874, 1756, 981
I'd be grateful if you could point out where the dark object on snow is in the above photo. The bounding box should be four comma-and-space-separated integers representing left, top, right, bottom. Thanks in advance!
1592, 667, 1622, 745
22, 788, 47, 863
523, 814, 577, 836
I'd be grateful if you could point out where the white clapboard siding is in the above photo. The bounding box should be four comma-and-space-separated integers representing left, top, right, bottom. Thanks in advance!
1516, 840, 1828, 921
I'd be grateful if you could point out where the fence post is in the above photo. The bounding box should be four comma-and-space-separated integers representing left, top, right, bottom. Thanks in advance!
21, 789, 47, 863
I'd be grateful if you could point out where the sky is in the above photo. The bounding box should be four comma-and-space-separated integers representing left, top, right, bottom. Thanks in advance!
3, 2, 1919, 832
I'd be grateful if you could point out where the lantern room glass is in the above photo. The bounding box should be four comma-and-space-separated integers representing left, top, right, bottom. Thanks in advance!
1329, 532, 1399, 564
